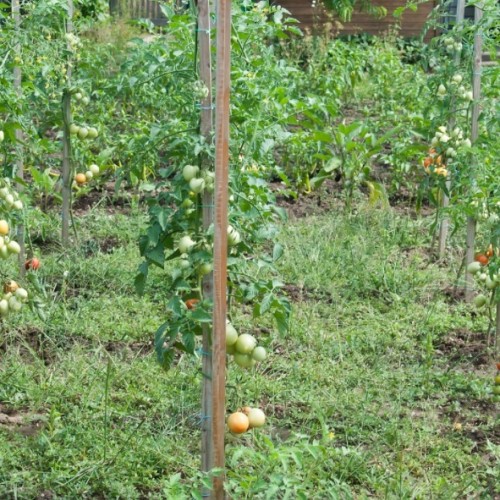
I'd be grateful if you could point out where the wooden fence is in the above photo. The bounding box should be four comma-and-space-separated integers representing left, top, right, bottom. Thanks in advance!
109, 0, 167, 25
109, 0, 437, 39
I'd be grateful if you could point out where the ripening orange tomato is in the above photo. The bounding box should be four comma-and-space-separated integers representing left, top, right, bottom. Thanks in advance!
227, 412, 249, 434
0, 220, 9, 236
75, 173, 87, 185
3, 280, 19, 293
486, 244, 494, 258
185, 298, 199, 310
423, 157, 432, 168
474, 254, 489, 266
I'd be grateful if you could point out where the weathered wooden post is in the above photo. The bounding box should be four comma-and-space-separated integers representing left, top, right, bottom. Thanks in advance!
198, 0, 215, 489
464, 5, 483, 302
12, 0, 25, 275
61, 0, 74, 245
438, 0, 465, 259
211, 0, 231, 494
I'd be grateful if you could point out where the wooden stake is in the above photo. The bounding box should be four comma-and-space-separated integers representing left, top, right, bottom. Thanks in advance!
212, 0, 231, 495
12, 0, 25, 276
495, 301, 499, 357
198, 0, 215, 488
62, 0, 74, 245
465, 5, 483, 302
438, 0, 465, 259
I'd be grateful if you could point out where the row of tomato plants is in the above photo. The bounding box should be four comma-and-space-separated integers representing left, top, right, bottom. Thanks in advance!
1, 0, 498, 400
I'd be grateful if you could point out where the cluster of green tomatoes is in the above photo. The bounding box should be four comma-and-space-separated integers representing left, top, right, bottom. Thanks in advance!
0, 280, 29, 318
0, 181, 24, 259
226, 320, 267, 368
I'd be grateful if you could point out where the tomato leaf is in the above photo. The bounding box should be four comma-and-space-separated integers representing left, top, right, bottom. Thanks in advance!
146, 241, 165, 268
190, 306, 212, 323
134, 262, 149, 296
167, 295, 184, 317
182, 332, 195, 354
272, 243, 284, 262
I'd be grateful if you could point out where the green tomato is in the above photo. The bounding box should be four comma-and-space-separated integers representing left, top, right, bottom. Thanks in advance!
485, 277, 497, 290
179, 258, 190, 270
227, 225, 241, 246
87, 127, 98, 139
8, 296, 22, 312
69, 123, 80, 135
77, 127, 89, 139
7, 241, 21, 254
235, 334, 257, 354
473, 295, 487, 308
0, 299, 9, 316
89, 164, 100, 176
226, 321, 238, 346
189, 178, 205, 194
5, 194, 14, 207
198, 262, 212, 276
15, 288, 28, 301
247, 408, 266, 428
467, 262, 481, 274
183, 165, 199, 182
233, 352, 255, 368
178, 236, 195, 254
252, 346, 267, 362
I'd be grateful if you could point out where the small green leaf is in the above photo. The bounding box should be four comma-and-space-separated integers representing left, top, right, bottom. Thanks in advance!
167, 295, 184, 317
146, 241, 165, 268
134, 262, 149, 295
191, 306, 213, 323
182, 332, 195, 354
260, 293, 273, 315
272, 243, 284, 262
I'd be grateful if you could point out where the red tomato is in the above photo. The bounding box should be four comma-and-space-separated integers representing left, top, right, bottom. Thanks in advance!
185, 298, 199, 310
25, 258, 41, 271
474, 254, 489, 266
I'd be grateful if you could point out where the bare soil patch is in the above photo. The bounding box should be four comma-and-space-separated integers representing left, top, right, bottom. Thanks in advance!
0, 403, 46, 436
443, 397, 499, 454
274, 179, 343, 218
442, 285, 466, 304
435, 328, 492, 368
1, 327, 55, 365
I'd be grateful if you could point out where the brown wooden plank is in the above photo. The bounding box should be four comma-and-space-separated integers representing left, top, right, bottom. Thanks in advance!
212, 0, 231, 495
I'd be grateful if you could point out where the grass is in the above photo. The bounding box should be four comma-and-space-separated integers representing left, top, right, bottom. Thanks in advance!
0, 201, 498, 498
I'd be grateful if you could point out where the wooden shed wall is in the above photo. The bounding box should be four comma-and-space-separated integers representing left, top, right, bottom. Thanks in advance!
275, 0, 436, 38
109, 0, 167, 25
108, 0, 437, 38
